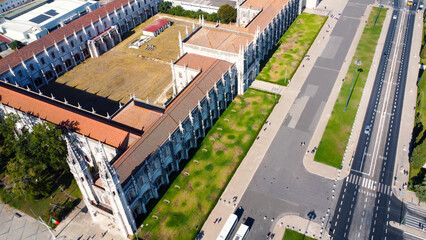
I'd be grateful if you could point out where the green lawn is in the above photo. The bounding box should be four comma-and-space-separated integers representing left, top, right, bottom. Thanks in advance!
409, 63, 426, 191
314, 7, 388, 168
0, 171, 81, 227
256, 13, 327, 86
138, 89, 278, 239
283, 229, 316, 240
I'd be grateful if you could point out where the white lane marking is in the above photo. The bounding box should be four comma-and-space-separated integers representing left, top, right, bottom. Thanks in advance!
369, 9, 407, 177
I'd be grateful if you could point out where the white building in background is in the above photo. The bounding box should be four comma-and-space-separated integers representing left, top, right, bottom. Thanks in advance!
0, 0, 98, 43
0, 0, 33, 13
168, 0, 236, 14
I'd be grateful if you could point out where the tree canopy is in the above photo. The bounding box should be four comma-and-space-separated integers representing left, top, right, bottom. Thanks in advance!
0, 115, 68, 199
411, 140, 426, 169
217, 4, 237, 24
9, 40, 25, 50
415, 174, 426, 202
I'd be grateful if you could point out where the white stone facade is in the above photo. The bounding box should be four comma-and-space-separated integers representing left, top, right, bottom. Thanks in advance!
0, 0, 33, 13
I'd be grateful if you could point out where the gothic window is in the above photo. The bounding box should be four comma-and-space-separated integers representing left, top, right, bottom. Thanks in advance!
50, 52, 55, 59
138, 2, 140, 8
17, 70, 23, 78
74, 53, 81, 62
141, 190, 151, 203
65, 59, 72, 68
29, 64, 34, 71
88, 31, 92, 38
125, 9, 128, 15
132, 6, 134, 11
61, 46, 65, 53
96, 26, 100, 35
166, 163, 173, 174
118, 13, 121, 19
144, 0, 146, 4
79, 35, 83, 42
55, 64, 63, 73
83, 48, 90, 57
45, 71, 53, 80
151, 162, 156, 170
154, 176, 162, 188
103, 22, 107, 29
70, 41, 74, 47
34, 77, 43, 86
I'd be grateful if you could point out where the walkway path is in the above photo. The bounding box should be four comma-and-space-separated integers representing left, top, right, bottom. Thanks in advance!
200, 0, 374, 239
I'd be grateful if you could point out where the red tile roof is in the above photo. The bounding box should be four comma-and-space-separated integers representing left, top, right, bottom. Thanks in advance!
0, 35, 11, 44
112, 100, 163, 131
185, 27, 253, 54
0, 0, 135, 74
244, 0, 290, 33
142, 19, 170, 33
112, 54, 233, 184
0, 81, 141, 149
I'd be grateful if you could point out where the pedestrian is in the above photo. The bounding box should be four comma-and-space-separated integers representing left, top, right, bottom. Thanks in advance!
218, 217, 222, 223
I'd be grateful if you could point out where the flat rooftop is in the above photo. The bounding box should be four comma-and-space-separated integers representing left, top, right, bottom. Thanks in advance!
185, 27, 253, 54
2, 0, 93, 27
41, 16, 193, 116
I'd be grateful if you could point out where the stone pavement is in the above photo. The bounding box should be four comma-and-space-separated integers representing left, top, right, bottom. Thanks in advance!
53, 201, 126, 240
199, 0, 371, 238
0, 201, 54, 240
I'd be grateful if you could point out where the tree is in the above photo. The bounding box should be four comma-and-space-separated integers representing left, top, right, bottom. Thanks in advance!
9, 40, 25, 50
217, 4, 237, 24
159, 1, 172, 13
415, 175, 426, 202
6, 122, 68, 199
0, 114, 18, 172
411, 141, 426, 169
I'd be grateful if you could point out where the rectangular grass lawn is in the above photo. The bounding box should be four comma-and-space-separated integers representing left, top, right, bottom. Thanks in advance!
283, 229, 316, 240
314, 7, 387, 168
256, 13, 327, 86
138, 89, 278, 239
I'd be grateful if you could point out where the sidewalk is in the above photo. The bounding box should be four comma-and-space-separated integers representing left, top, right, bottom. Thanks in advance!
199, 0, 364, 238
53, 201, 125, 240
271, 215, 331, 240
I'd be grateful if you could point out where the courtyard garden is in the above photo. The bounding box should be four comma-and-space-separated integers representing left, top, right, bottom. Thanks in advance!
41, 15, 192, 115
314, 7, 387, 168
137, 89, 278, 239
256, 13, 327, 86
283, 229, 316, 240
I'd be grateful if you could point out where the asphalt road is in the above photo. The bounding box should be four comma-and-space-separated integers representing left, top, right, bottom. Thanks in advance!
330, 0, 418, 239
233, 0, 376, 239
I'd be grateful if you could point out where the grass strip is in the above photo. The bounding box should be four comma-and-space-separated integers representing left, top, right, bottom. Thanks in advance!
314, 7, 388, 168
283, 229, 316, 240
256, 13, 327, 86
137, 89, 278, 239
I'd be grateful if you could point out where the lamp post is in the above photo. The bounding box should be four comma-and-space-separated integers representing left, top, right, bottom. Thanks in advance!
344, 60, 361, 112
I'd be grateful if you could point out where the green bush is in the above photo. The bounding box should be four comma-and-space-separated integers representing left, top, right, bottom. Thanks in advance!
411, 141, 426, 169
217, 4, 236, 23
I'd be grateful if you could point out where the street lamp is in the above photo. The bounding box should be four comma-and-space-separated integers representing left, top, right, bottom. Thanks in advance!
344, 60, 362, 112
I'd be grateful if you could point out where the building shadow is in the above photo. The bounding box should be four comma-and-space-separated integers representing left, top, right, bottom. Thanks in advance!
40, 81, 121, 116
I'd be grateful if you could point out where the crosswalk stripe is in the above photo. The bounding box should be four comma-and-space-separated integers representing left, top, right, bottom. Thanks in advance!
379, 184, 383, 193
349, 174, 353, 183
355, 175, 359, 184
362, 178, 366, 188
368, 179, 372, 189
